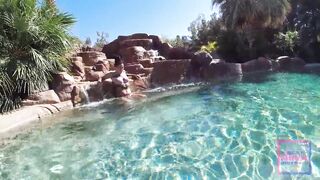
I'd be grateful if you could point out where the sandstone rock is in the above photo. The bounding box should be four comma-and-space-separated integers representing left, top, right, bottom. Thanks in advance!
159, 42, 172, 58
125, 64, 144, 74
27, 90, 61, 104
139, 59, 153, 68
131, 33, 149, 39
189, 51, 215, 78
120, 39, 153, 50
277, 56, 306, 71
85, 69, 104, 82
93, 60, 110, 73
241, 57, 272, 73
50, 72, 75, 102
151, 60, 191, 85
120, 46, 146, 63
191, 51, 214, 67
130, 76, 150, 92
71, 60, 85, 77
168, 47, 193, 60
102, 39, 121, 57
149, 35, 162, 49
50, 72, 75, 89
202, 62, 242, 80
56, 86, 74, 102
78, 51, 107, 66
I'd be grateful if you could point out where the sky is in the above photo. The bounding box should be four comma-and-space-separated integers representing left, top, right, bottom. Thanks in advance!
56, 0, 216, 42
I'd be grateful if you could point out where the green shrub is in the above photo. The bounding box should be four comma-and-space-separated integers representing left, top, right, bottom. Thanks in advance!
274, 31, 299, 56
200, 41, 218, 53
0, 0, 75, 113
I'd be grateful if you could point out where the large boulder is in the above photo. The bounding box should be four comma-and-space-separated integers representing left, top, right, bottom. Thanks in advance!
26, 90, 61, 105
50, 72, 75, 102
129, 76, 151, 92
120, 46, 146, 63
125, 64, 144, 74
158, 42, 172, 58
125, 64, 153, 76
78, 51, 107, 66
84, 68, 105, 82
148, 35, 162, 49
277, 56, 306, 71
241, 57, 273, 74
120, 39, 153, 50
202, 62, 243, 80
93, 60, 110, 73
189, 51, 215, 78
167, 47, 193, 60
71, 60, 85, 78
102, 39, 121, 57
151, 60, 191, 85
130, 33, 149, 39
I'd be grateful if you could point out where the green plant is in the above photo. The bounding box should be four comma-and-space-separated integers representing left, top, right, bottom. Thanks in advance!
0, 0, 75, 113
274, 31, 299, 56
200, 41, 218, 53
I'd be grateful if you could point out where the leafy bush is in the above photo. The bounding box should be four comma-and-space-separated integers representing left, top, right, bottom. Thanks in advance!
200, 41, 218, 53
0, 0, 75, 113
274, 31, 299, 56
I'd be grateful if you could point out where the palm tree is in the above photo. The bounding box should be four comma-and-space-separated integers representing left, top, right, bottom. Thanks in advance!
212, 0, 291, 30
0, 0, 75, 113
212, 0, 291, 58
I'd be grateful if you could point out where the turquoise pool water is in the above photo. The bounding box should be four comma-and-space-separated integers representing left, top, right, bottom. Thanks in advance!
1, 73, 320, 179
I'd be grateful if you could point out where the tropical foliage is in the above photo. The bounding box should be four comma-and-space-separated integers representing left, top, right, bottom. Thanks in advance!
211, 0, 291, 30
200, 41, 218, 53
286, 0, 320, 61
274, 31, 299, 56
0, 0, 75, 113
188, 14, 222, 51
189, 0, 295, 61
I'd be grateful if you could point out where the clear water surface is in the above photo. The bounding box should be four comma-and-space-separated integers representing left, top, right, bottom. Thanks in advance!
1, 73, 320, 179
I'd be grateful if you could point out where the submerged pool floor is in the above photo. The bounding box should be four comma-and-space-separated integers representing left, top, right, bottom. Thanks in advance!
1, 73, 320, 179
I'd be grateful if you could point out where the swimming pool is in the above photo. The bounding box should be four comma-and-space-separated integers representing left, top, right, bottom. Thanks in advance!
1, 73, 320, 179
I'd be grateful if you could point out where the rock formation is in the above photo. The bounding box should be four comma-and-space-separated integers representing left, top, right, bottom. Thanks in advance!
23, 33, 312, 109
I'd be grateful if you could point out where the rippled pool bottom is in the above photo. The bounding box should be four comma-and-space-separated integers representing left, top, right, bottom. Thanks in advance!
1, 73, 320, 179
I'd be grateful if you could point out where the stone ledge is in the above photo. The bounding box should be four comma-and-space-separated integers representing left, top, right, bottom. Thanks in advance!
0, 101, 73, 139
